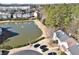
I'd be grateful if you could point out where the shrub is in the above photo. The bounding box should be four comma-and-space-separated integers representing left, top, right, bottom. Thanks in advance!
53, 40, 58, 44
0, 45, 13, 50
60, 52, 67, 55
32, 37, 45, 44
15, 44, 26, 48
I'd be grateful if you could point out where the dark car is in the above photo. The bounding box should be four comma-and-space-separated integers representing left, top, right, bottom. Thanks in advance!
42, 48, 49, 52
34, 44, 40, 48
40, 45, 47, 49
48, 52, 57, 55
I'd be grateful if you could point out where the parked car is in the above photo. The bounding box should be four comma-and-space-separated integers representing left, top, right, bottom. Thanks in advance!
48, 52, 57, 55
34, 44, 40, 48
40, 45, 47, 49
42, 48, 49, 52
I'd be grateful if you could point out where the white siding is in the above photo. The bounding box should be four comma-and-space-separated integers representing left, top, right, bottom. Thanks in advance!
34, 11, 38, 17
16, 13, 22, 18
13, 14, 17, 19
62, 42, 68, 49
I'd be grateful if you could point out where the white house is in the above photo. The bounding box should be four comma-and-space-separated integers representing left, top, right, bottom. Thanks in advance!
53, 30, 69, 48
22, 13, 31, 18
33, 11, 38, 18
13, 13, 31, 19
13, 14, 17, 19
53, 30, 79, 55
16, 13, 22, 18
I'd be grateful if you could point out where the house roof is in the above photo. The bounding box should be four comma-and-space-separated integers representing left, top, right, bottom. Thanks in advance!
56, 30, 69, 42
69, 44, 79, 55
67, 38, 77, 48
0, 4, 31, 6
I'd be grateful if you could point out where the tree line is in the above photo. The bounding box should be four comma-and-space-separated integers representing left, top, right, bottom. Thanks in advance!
42, 4, 79, 30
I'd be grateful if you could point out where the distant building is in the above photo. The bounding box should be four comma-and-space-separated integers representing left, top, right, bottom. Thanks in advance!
0, 5, 30, 11
0, 4, 39, 19
16, 13, 22, 18
13, 14, 17, 19
22, 13, 31, 18
0, 12, 11, 19
53, 30, 79, 55
33, 11, 38, 18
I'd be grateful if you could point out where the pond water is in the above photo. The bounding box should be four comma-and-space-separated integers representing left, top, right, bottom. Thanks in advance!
0, 21, 42, 48
11, 50, 42, 55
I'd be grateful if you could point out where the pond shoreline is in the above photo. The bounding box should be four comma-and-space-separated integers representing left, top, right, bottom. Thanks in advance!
0, 20, 33, 23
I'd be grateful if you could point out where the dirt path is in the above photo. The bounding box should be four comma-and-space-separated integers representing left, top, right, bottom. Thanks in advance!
34, 20, 51, 38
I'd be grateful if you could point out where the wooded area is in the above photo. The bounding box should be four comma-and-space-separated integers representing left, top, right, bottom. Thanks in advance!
42, 4, 79, 42
43, 4, 79, 28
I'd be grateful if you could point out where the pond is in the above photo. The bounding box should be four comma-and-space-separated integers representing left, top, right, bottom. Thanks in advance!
0, 21, 42, 49
11, 50, 42, 55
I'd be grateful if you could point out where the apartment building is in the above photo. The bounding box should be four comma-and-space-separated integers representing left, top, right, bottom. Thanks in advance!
0, 4, 39, 19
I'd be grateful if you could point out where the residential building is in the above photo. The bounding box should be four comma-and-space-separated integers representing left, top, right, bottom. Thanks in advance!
68, 44, 79, 55
0, 12, 11, 19
0, 4, 39, 19
53, 30, 79, 55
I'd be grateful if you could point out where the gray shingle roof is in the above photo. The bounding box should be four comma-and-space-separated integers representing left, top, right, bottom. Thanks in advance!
56, 30, 69, 42
69, 44, 79, 55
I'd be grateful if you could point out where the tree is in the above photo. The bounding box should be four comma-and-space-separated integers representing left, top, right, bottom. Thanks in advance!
43, 4, 72, 29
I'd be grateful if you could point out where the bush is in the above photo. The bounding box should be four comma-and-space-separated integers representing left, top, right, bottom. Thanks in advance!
53, 40, 58, 44
60, 52, 67, 55
31, 37, 45, 44
15, 44, 26, 48
0, 45, 13, 50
